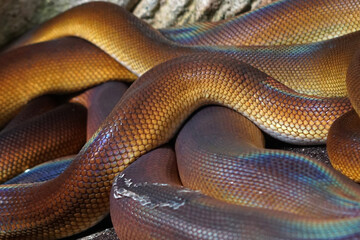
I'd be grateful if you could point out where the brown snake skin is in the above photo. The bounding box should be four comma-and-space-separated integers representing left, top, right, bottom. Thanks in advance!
1, 0, 360, 239
327, 48, 360, 182
3, 95, 59, 131
70, 81, 129, 140
0, 102, 86, 183
0, 37, 135, 127
327, 110, 360, 181
111, 107, 360, 239
2, 2, 360, 142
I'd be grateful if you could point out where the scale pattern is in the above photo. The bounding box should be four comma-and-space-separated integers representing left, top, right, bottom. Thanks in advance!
4, 156, 74, 184
0, 103, 86, 183
160, 0, 360, 46
0, 53, 353, 239
0, 37, 135, 126
112, 122, 360, 240
71, 81, 129, 139
1, 0, 360, 239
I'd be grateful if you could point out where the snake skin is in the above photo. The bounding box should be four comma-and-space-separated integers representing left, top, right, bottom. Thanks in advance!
327, 110, 360, 181
0, 37, 135, 127
325, 42, 360, 182
0, 2, 358, 141
0, 103, 86, 183
5, 82, 128, 188
70, 81, 129, 140
1, 0, 359, 98
4, 156, 74, 184
159, 0, 360, 46
3, 95, 59, 131
1, 0, 360, 239
111, 107, 360, 239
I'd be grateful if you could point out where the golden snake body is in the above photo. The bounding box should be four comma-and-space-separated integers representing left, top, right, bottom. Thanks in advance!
1, 0, 360, 239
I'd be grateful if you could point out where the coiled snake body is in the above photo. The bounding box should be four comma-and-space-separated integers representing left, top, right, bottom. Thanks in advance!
1, 0, 360, 239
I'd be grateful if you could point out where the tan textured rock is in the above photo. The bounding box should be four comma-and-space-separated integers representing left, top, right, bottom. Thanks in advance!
0, 0, 141, 47
152, 0, 192, 28
212, 0, 250, 21
0, 0, 40, 47
252, 0, 279, 9
0, 0, 279, 47
133, 0, 159, 22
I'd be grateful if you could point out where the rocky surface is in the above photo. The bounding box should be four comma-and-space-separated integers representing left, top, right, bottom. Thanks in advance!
0, 0, 279, 47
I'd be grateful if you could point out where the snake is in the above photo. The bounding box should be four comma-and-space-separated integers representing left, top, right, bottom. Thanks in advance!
111, 106, 360, 239
3, 81, 129, 185
1, 0, 360, 239
0, 99, 87, 182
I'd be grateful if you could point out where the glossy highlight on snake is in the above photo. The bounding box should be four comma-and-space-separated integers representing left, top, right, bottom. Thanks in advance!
1, 0, 360, 239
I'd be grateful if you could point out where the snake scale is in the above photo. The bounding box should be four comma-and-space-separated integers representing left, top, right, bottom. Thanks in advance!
1, 0, 360, 239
